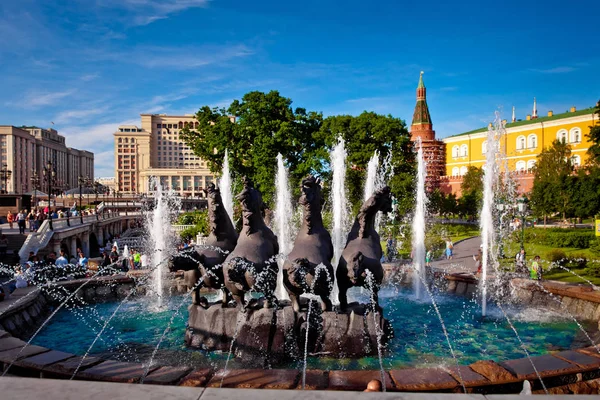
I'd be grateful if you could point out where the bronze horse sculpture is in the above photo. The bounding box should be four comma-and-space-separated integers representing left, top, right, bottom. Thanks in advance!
336, 186, 393, 312
283, 175, 334, 312
184, 183, 238, 306
222, 177, 280, 309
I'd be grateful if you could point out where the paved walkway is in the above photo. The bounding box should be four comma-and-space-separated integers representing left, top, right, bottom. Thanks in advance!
431, 236, 481, 274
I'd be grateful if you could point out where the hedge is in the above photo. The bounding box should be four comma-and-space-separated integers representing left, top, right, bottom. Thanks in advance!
518, 228, 596, 249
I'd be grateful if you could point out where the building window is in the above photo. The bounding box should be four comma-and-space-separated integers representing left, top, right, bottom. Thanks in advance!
459, 166, 468, 176
516, 160, 526, 171
572, 154, 581, 167
527, 134, 537, 149
557, 129, 568, 143
482, 141, 487, 154
527, 160, 536, 170
516, 135, 526, 150
452, 145, 459, 158
118, 138, 122, 143
570, 127, 581, 143
460, 144, 468, 157
452, 167, 459, 176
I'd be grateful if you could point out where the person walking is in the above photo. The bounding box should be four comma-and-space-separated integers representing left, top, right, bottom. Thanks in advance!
445, 239, 453, 260
27, 210, 36, 232
425, 249, 432, 267
16, 210, 27, 234
6, 211, 14, 229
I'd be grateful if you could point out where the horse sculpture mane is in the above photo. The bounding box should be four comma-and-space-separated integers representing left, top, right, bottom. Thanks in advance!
352, 186, 392, 239
205, 183, 237, 242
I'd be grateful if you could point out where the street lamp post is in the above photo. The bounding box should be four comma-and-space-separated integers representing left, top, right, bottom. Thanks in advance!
78, 175, 89, 224
30, 170, 40, 212
93, 181, 100, 220
0, 164, 12, 194
42, 161, 56, 230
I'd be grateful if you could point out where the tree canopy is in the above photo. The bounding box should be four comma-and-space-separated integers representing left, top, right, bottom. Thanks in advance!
586, 100, 600, 166
181, 91, 415, 214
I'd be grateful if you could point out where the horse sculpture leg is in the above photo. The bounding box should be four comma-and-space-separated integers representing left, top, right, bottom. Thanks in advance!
320, 294, 332, 312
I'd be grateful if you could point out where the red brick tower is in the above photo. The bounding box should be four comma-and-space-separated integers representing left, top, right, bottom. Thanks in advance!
410, 72, 446, 192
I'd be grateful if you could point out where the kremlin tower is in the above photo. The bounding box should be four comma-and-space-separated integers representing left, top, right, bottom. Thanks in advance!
410, 72, 446, 192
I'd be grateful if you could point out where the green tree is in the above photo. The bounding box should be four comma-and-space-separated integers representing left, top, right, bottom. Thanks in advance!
572, 166, 600, 219
585, 100, 600, 165
530, 140, 574, 222
461, 166, 484, 198
180, 91, 324, 205
317, 112, 414, 214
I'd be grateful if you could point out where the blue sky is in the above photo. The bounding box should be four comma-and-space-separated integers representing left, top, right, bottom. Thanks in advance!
1, 0, 599, 177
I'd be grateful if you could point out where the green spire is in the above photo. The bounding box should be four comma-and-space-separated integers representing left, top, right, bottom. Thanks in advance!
418, 71, 425, 89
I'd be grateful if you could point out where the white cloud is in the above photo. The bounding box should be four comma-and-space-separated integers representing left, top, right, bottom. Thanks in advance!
22, 90, 77, 108
529, 66, 577, 74
80, 73, 100, 82
100, 0, 210, 26
54, 106, 110, 124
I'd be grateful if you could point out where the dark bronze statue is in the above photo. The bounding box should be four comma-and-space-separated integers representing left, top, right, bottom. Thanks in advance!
336, 186, 393, 312
184, 183, 238, 306
283, 176, 334, 312
222, 177, 280, 309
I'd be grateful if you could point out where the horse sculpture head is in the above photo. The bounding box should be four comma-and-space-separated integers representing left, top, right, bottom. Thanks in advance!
357, 186, 393, 238
236, 176, 263, 229
299, 175, 323, 207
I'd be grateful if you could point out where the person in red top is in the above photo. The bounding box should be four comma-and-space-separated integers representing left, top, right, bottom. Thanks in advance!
6, 211, 14, 229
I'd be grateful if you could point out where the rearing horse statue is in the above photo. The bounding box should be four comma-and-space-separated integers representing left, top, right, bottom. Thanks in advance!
185, 183, 238, 306
283, 175, 334, 312
222, 177, 280, 309
336, 186, 393, 312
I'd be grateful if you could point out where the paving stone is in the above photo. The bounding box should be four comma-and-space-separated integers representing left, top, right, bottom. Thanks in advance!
0, 330, 10, 339
295, 369, 328, 390
554, 350, 600, 369
16, 350, 75, 369
446, 366, 490, 387
0, 345, 49, 366
178, 368, 212, 387
328, 370, 394, 391
207, 369, 299, 389
43, 355, 104, 377
576, 346, 600, 358
76, 360, 153, 383
143, 365, 193, 385
389, 368, 458, 391
469, 360, 517, 384
0, 336, 26, 351
500, 354, 579, 379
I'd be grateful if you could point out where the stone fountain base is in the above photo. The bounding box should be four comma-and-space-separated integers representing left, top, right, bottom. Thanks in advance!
185, 300, 393, 365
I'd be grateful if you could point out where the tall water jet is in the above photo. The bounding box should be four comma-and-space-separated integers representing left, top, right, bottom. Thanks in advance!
411, 139, 427, 299
274, 153, 292, 301
220, 149, 234, 225
330, 136, 349, 304
146, 177, 180, 308
364, 150, 380, 202
480, 112, 503, 317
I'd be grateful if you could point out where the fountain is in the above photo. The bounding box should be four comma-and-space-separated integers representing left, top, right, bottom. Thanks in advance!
411, 139, 427, 299
3, 149, 600, 395
274, 153, 293, 301
146, 177, 180, 308
480, 113, 503, 317
220, 149, 235, 225
330, 136, 349, 304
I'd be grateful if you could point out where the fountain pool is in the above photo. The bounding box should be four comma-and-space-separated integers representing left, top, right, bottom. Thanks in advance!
31, 285, 592, 371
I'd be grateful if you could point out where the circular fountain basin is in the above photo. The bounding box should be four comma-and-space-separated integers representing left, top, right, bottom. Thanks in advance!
31, 285, 594, 371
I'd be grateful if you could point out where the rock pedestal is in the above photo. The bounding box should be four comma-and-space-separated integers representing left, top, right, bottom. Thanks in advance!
185, 301, 392, 365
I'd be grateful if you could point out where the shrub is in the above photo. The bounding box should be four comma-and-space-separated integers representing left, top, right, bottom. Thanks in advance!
585, 260, 600, 277
180, 225, 201, 241
547, 249, 567, 263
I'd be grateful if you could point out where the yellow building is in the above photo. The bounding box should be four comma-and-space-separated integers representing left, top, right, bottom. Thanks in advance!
442, 104, 599, 194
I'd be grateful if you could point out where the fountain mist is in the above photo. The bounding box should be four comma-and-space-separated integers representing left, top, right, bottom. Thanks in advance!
480, 112, 503, 317
411, 139, 427, 299
274, 153, 293, 301
220, 149, 234, 225
330, 136, 349, 304
364, 150, 380, 202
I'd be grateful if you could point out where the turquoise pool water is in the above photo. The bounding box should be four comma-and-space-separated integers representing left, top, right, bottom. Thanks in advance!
32, 286, 593, 370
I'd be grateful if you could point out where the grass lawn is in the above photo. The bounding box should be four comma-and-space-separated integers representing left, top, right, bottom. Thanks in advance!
500, 240, 600, 285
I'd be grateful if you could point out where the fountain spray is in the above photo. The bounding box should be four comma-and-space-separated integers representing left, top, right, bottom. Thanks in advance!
274, 153, 293, 301
330, 136, 349, 304
411, 138, 427, 299
220, 149, 234, 226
